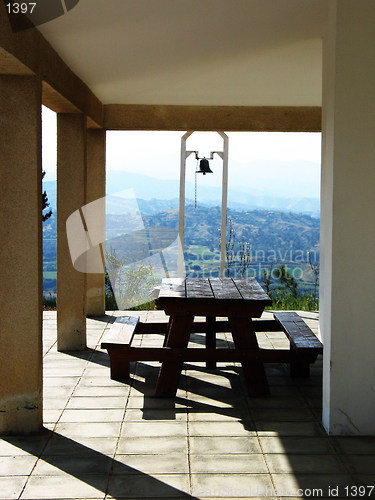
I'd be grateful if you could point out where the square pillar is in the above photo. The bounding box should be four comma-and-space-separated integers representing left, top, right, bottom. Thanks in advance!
0, 76, 43, 434
85, 129, 106, 316
57, 114, 87, 351
321, 0, 375, 435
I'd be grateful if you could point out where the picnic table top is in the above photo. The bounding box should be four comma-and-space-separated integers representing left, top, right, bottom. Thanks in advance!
157, 277, 272, 308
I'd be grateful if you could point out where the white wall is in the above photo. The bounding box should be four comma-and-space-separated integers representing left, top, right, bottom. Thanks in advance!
321, 0, 375, 435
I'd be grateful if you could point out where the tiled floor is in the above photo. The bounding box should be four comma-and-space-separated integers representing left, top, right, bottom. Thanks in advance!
1, 310, 375, 499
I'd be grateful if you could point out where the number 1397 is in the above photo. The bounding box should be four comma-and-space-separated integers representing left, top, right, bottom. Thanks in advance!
6, 3, 36, 14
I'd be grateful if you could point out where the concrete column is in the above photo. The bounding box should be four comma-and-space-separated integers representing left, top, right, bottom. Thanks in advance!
321, 0, 375, 435
57, 114, 87, 351
85, 129, 106, 316
0, 76, 43, 434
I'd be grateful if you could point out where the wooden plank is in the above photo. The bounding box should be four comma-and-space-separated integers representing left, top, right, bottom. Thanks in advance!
273, 312, 323, 352
205, 316, 216, 369
252, 319, 283, 332
186, 278, 213, 299
157, 300, 267, 318
136, 322, 169, 334
106, 349, 131, 379
228, 316, 270, 397
136, 319, 282, 335
155, 314, 194, 397
234, 278, 271, 302
209, 278, 242, 299
101, 316, 140, 348
158, 278, 186, 298
111, 347, 293, 363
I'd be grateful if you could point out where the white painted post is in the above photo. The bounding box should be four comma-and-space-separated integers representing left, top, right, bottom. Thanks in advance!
219, 132, 229, 278
178, 131, 229, 278
178, 131, 193, 277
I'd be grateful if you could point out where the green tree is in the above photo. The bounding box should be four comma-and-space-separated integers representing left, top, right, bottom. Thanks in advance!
42, 171, 52, 222
274, 264, 298, 298
105, 248, 156, 310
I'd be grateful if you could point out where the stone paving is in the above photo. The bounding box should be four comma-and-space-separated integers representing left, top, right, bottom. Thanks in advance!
1, 310, 375, 499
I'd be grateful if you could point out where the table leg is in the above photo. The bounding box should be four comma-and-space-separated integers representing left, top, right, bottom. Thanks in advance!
228, 316, 270, 397
155, 314, 194, 397
205, 316, 216, 369
162, 316, 173, 347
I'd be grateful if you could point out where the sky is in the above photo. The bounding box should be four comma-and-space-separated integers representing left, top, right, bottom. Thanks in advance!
42, 106, 322, 199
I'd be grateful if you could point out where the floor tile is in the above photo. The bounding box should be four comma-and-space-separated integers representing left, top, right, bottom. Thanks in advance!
54, 421, 121, 437
191, 473, 274, 498
341, 455, 375, 474
43, 377, 80, 387
184, 394, 249, 409
43, 367, 86, 377
20, 474, 107, 499
72, 385, 130, 397
0, 434, 50, 456
78, 376, 128, 387
264, 453, 347, 473
121, 421, 187, 437
334, 437, 375, 454
43, 409, 63, 423
32, 454, 113, 476
44, 386, 75, 397
0, 455, 38, 475
0, 476, 28, 499
247, 396, 307, 409
190, 454, 268, 474
127, 397, 188, 409
66, 396, 128, 409
188, 421, 256, 436
250, 408, 315, 421
124, 408, 188, 421
256, 421, 324, 436
113, 454, 189, 474
85, 367, 113, 377
43, 435, 118, 456
188, 409, 250, 422
59, 409, 124, 423
107, 473, 190, 498
43, 397, 70, 410
259, 436, 335, 454
117, 436, 188, 455
189, 436, 261, 454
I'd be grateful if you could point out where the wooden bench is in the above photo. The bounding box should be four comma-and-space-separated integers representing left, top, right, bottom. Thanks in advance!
273, 311, 323, 377
100, 312, 323, 389
101, 316, 140, 380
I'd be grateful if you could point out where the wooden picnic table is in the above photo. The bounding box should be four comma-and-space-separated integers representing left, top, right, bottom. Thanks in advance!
155, 277, 272, 397
101, 277, 323, 398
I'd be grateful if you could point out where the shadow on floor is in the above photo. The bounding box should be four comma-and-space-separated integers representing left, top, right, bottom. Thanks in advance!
3, 429, 197, 499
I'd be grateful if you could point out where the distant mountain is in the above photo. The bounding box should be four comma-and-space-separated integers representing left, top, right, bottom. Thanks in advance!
42, 202, 320, 293
44, 167, 319, 216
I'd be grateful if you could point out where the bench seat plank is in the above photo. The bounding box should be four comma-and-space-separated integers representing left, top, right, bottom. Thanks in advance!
101, 316, 140, 380
273, 311, 322, 378
273, 312, 323, 353
101, 316, 140, 349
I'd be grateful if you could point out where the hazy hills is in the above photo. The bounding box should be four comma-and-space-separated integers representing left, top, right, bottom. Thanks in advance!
42, 167, 320, 292
43, 166, 320, 216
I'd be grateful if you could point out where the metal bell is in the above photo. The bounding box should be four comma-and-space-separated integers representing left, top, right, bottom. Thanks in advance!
196, 158, 213, 175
